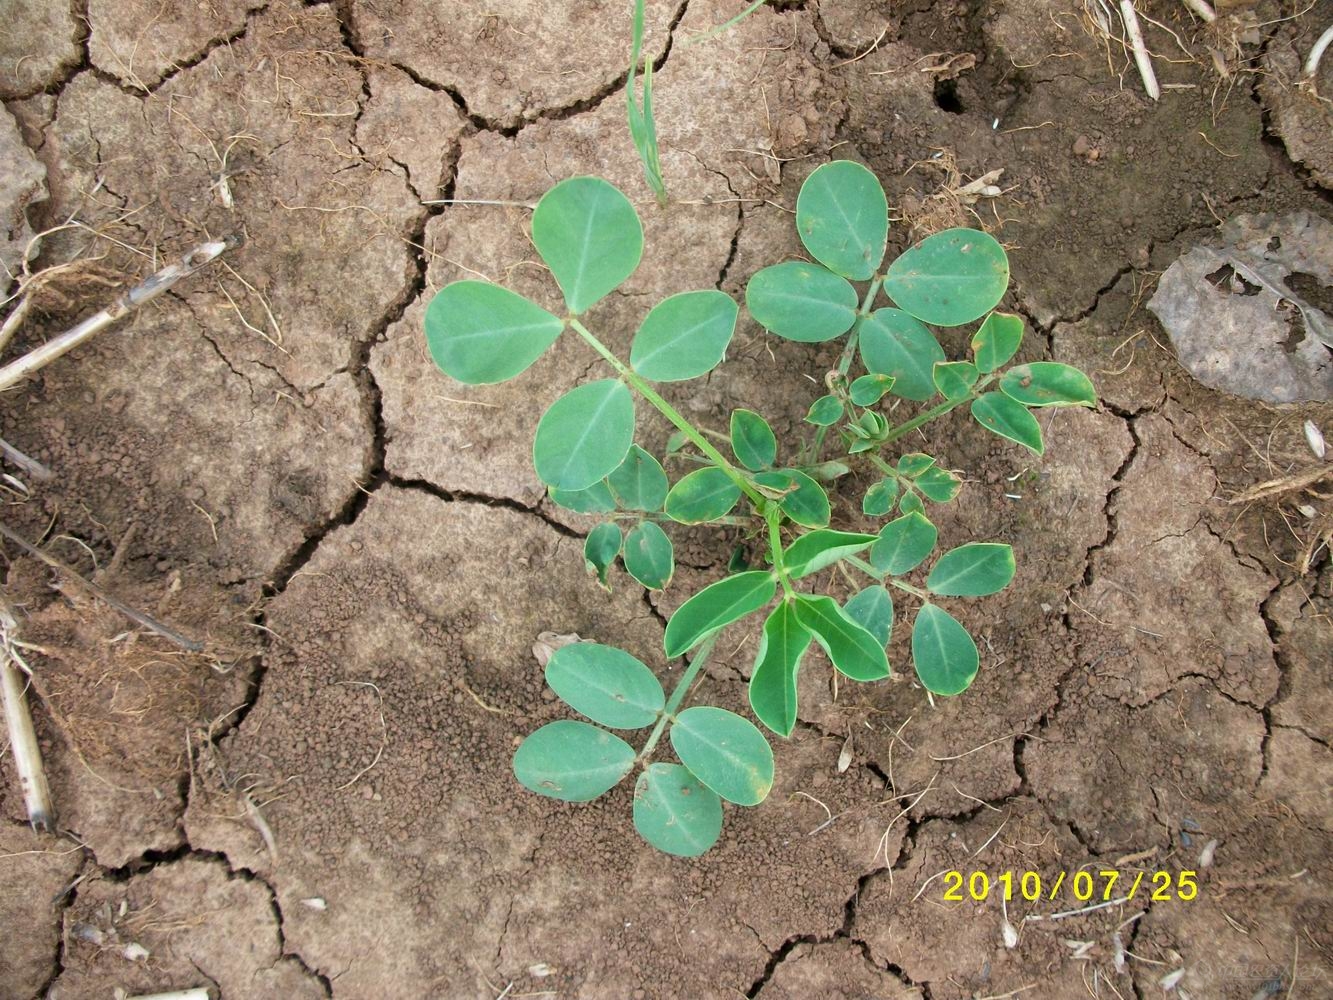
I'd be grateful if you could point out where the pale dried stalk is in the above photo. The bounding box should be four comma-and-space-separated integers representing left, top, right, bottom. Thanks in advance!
0, 521, 203, 652
0, 437, 53, 482
1119, 1, 1161, 100
122, 990, 212, 1000
0, 295, 33, 355
1305, 25, 1333, 81
1, 600, 53, 831
1180, 0, 1216, 23
0, 235, 242, 393
1228, 465, 1332, 505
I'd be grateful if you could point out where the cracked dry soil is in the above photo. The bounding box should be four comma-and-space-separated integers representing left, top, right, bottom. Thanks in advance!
1, 1, 1331, 998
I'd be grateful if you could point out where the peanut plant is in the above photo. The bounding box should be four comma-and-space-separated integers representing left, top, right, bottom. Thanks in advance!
424, 161, 1095, 856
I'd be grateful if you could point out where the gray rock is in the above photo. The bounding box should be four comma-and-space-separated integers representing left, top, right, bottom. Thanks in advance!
1148, 211, 1333, 403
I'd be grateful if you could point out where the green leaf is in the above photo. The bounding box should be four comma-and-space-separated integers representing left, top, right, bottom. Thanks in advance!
806, 460, 851, 482
783, 529, 878, 579
999, 362, 1097, 408
513, 720, 636, 802
424, 281, 565, 385
745, 261, 859, 343
971, 311, 1024, 373
884, 228, 1009, 327
531, 177, 643, 315
664, 467, 742, 525
794, 159, 889, 281
534, 379, 636, 491
793, 594, 890, 681
545, 642, 665, 729
843, 585, 893, 646
728, 544, 750, 573
897, 452, 936, 478
670, 706, 774, 806
633, 763, 723, 857
665, 429, 691, 456
749, 601, 810, 737
623, 520, 675, 590
805, 395, 845, 426
850, 373, 895, 406
755, 470, 830, 529
859, 308, 946, 402
858, 411, 887, 437
926, 542, 1015, 597
607, 445, 668, 511
630, 290, 739, 382
862, 477, 899, 516
898, 491, 925, 515
970, 392, 1044, 455
912, 604, 979, 695
870, 511, 937, 575
933, 360, 979, 401
916, 466, 961, 503
664, 570, 777, 657
583, 522, 622, 588
730, 409, 777, 471
627, 0, 667, 205
549, 480, 617, 514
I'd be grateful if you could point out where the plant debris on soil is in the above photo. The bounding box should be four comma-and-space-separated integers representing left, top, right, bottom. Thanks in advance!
1, 1, 1331, 998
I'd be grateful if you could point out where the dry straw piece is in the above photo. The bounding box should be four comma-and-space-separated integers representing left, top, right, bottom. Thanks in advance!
0, 598, 53, 831
0, 235, 242, 393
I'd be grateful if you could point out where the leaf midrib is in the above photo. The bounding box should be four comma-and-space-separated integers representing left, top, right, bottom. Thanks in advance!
551, 382, 625, 480
633, 311, 724, 371
675, 719, 767, 800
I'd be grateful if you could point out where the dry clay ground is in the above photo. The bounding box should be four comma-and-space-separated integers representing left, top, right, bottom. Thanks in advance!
1, 1, 1331, 997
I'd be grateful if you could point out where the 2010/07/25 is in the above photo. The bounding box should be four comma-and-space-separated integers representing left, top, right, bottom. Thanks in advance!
943, 869, 1199, 903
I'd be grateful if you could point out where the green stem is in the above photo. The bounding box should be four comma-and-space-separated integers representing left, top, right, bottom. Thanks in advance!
844, 554, 882, 581
867, 454, 920, 503
568, 319, 765, 507
637, 633, 719, 763
766, 509, 794, 598
680, 0, 769, 47
808, 276, 884, 461
880, 373, 996, 446
844, 554, 930, 599
611, 512, 754, 527
839, 276, 884, 377
886, 577, 930, 599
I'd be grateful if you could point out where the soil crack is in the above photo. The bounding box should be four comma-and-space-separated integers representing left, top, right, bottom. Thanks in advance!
4, 0, 91, 102
1012, 410, 1140, 833
97, 845, 333, 996
744, 826, 931, 997
388, 476, 582, 539
141, 5, 269, 96
332, 0, 691, 139
32, 860, 80, 998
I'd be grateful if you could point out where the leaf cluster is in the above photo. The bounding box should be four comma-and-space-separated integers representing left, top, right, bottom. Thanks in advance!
423, 161, 1096, 855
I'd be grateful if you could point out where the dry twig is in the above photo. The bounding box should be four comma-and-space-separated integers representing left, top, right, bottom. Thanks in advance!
1180, 0, 1216, 24
0, 437, 53, 482
0, 236, 242, 393
1227, 465, 1332, 505
1, 597, 53, 831
0, 521, 202, 652
1119, 1, 1161, 100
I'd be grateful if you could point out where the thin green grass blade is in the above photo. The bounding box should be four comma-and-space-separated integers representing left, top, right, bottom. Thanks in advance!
628, 0, 667, 205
